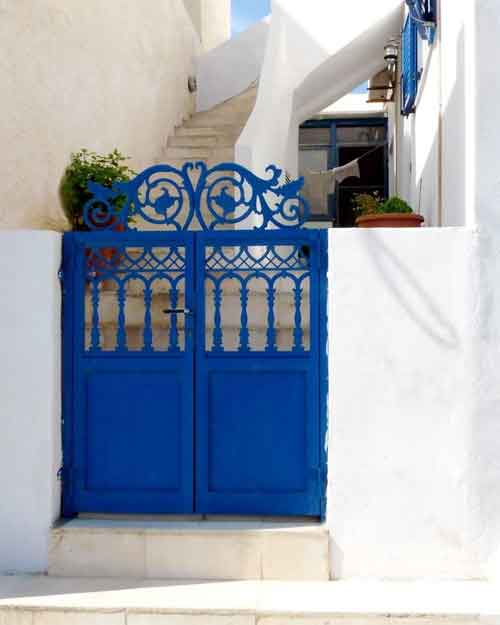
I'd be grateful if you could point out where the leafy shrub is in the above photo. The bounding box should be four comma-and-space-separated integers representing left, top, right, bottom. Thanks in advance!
352, 192, 383, 216
353, 192, 413, 216
60, 149, 135, 230
379, 196, 413, 214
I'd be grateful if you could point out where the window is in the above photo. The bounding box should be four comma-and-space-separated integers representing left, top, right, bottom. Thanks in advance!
401, 1, 437, 116
299, 119, 388, 226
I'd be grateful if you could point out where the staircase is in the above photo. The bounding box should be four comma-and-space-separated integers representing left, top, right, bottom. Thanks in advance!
162, 85, 257, 169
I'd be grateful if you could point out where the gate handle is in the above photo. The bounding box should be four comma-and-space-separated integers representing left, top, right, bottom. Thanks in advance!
163, 308, 192, 315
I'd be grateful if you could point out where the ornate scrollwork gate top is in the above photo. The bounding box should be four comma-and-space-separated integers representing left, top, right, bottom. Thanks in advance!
83, 161, 310, 231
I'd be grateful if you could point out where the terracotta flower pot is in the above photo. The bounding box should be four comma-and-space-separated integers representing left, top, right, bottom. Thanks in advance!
355, 213, 424, 228
86, 222, 126, 278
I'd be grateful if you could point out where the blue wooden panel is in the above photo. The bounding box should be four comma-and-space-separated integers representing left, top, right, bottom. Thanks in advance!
196, 360, 319, 515
86, 371, 182, 491
63, 231, 195, 515
194, 230, 325, 516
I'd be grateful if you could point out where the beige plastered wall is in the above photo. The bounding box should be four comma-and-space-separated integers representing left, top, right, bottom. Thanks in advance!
0, 0, 202, 229
184, 0, 231, 51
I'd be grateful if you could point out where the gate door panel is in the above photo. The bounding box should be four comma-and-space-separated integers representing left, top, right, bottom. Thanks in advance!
63, 232, 195, 515
195, 230, 324, 516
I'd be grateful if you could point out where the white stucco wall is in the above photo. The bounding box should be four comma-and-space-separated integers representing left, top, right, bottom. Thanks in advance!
236, 0, 403, 175
0, 0, 201, 230
196, 18, 269, 112
395, 1, 476, 227
0, 231, 62, 574
327, 226, 500, 580
327, 227, 473, 578
184, 0, 231, 51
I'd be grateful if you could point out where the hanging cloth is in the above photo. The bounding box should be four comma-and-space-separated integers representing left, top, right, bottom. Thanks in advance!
303, 159, 361, 202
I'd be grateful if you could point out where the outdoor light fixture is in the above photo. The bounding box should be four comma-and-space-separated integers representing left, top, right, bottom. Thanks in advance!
367, 69, 394, 104
384, 41, 399, 75
367, 40, 399, 103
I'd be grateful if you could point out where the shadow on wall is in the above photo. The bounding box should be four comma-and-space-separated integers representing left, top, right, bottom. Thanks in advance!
361, 230, 459, 349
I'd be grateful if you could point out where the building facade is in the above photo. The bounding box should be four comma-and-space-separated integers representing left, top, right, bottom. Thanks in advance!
2, 0, 500, 587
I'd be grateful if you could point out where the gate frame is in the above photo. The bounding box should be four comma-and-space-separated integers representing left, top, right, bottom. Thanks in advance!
60, 161, 329, 519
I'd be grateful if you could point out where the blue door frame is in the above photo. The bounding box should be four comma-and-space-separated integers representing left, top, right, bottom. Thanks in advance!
61, 162, 328, 518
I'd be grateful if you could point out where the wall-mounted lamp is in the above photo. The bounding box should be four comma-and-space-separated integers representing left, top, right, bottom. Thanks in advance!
188, 76, 197, 93
367, 69, 394, 104
384, 41, 399, 76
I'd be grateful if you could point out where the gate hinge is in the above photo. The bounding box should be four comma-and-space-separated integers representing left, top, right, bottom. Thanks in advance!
57, 465, 77, 483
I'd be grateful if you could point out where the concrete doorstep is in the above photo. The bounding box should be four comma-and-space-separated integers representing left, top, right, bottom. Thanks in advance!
48, 520, 329, 581
0, 578, 500, 625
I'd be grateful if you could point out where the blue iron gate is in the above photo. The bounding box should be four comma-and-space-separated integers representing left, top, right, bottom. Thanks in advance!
61, 162, 327, 517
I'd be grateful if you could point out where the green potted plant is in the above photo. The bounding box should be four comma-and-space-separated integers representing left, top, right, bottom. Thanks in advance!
353, 192, 424, 228
60, 149, 136, 273
60, 148, 135, 231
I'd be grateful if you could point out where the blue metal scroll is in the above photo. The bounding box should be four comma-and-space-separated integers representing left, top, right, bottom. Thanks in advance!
82, 162, 309, 231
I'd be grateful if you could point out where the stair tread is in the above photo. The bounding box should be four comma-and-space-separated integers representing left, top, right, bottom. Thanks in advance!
54, 518, 326, 534
0, 577, 497, 617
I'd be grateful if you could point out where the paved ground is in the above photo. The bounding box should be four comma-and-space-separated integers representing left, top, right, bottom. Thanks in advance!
0, 577, 500, 624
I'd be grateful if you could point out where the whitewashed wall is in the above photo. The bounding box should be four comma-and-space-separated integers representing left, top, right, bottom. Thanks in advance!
196, 18, 269, 112
395, 1, 477, 227
327, 226, 500, 580
236, 0, 403, 175
0, 0, 201, 230
0, 232, 62, 573
183, 0, 231, 51
327, 227, 475, 578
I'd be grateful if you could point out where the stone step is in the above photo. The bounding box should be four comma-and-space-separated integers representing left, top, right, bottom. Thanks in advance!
168, 135, 218, 148
175, 125, 241, 139
48, 520, 329, 581
163, 147, 211, 160
1, 577, 497, 625
175, 126, 221, 136
184, 115, 249, 128
168, 134, 237, 149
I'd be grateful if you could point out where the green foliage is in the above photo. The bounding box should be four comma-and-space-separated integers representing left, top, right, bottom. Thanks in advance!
379, 196, 413, 214
60, 149, 135, 230
352, 192, 383, 216
353, 192, 413, 216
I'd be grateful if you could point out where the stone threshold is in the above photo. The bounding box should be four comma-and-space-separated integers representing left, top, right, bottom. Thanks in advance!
54, 518, 324, 534
48, 519, 330, 581
0, 577, 499, 624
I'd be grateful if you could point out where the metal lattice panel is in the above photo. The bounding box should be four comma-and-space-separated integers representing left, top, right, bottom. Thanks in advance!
203, 243, 311, 354
84, 243, 188, 354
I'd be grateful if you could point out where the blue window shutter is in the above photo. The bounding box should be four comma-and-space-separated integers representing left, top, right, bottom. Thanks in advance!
406, 0, 437, 42
401, 15, 418, 116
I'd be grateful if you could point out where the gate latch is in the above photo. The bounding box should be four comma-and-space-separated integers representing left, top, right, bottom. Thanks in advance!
163, 308, 192, 315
